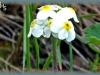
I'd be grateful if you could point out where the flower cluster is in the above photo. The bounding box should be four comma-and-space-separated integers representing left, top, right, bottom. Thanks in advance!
28, 4, 79, 42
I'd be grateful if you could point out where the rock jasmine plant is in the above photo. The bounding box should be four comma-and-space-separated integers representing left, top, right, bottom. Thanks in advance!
28, 4, 79, 72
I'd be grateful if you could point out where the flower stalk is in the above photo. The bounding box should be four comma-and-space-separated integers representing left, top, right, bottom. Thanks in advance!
69, 42, 73, 71
51, 36, 57, 72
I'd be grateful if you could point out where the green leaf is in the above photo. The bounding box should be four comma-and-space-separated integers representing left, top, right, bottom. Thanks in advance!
88, 54, 99, 71
42, 51, 53, 71
83, 22, 100, 44
88, 43, 100, 54
56, 41, 62, 70
89, 36, 100, 45
27, 4, 40, 70
94, 54, 99, 65
90, 64, 98, 71
57, 48, 62, 70
33, 37, 40, 70
23, 4, 31, 72
78, 14, 98, 18
88, 58, 98, 71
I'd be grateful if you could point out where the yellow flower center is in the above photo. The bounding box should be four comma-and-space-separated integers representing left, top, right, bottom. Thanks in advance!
41, 5, 51, 11
30, 20, 36, 27
63, 21, 71, 30
47, 19, 52, 27
69, 7, 75, 13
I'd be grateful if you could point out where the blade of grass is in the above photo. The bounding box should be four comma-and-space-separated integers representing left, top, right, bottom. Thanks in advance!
42, 51, 53, 71
23, 4, 32, 72
56, 45, 62, 71
56, 39, 62, 71
30, 4, 40, 70
78, 14, 98, 18
26, 4, 31, 70
23, 17, 29, 72
33, 37, 40, 70
29, 4, 40, 70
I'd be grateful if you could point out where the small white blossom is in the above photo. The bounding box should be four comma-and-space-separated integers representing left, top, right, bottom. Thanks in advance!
54, 7, 79, 23
28, 19, 53, 38
50, 18, 76, 42
28, 19, 46, 38
36, 5, 57, 20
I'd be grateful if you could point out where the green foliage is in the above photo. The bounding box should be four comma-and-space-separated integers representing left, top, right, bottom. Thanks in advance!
23, 5, 31, 71
89, 36, 100, 45
33, 37, 40, 70
83, 22, 100, 71
42, 51, 53, 71
83, 22, 100, 54
88, 54, 99, 71
88, 44, 100, 54
23, 4, 40, 72
83, 22, 100, 44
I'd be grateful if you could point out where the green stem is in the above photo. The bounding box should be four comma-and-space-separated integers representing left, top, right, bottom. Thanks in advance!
69, 42, 73, 71
51, 36, 57, 72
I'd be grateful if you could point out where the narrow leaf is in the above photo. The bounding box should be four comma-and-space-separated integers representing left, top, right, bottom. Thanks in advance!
42, 51, 53, 71
78, 14, 98, 18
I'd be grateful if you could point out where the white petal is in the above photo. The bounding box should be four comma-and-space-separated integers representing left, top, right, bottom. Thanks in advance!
27, 27, 33, 37
36, 11, 49, 20
66, 29, 75, 42
43, 27, 51, 38
50, 18, 63, 33
50, 23, 62, 33
72, 12, 79, 23
58, 29, 68, 40
36, 19, 47, 28
52, 32, 58, 38
31, 25, 43, 38
36, 10, 56, 20
56, 8, 73, 20
69, 21, 74, 30
66, 7, 79, 23
36, 19, 45, 25
48, 10, 56, 18
56, 7, 79, 23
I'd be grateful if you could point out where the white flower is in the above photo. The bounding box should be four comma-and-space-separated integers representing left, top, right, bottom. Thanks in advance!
54, 7, 79, 23
36, 5, 57, 20
28, 19, 53, 38
50, 18, 76, 42
28, 19, 46, 38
